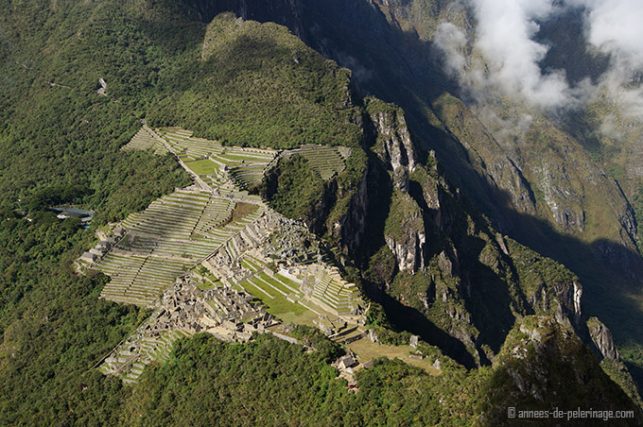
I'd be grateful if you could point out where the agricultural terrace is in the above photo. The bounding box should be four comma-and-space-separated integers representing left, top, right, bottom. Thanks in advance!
124, 126, 353, 190
235, 255, 315, 324
305, 265, 361, 316
157, 128, 277, 189
95, 253, 191, 307
93, 189, 265, 307
121, 126, 167, 155
101, 325, 193, 384
233, 255, 361, 331
284, 145, 350, 180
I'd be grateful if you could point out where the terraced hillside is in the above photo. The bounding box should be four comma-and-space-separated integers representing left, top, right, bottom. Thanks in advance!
121, 126, 167, 155
85, 116, 466, 390
304, 265, 361, 316
101, 324, 194, 384
95, 254, 192, 307
238, 255, 306, 302
284, 145, 350, 180
234, 254, 362, 323
158, 128, 278, 189
90, 125, 366, 381
93, 188, 265, 307
126, 126, 353, 188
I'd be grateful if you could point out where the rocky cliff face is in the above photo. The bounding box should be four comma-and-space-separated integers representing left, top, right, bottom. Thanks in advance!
431, 95, 639, 259
384, 190, 426, 272
339, 170, 369, 257
479, 315, 640, 425
368, 105, 417, 189
332, 97, 592, 366
365, 100, 427, 273
186, 0, 642, 270
587, 316, 620, 361
177, 0, 641, 400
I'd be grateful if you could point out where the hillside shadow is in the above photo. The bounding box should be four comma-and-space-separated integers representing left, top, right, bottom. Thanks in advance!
180, 0, 456, 102
459, 234, 517, 355
149, 0, 643, 379
494, 197, 643, 350
291, 1, 643, 380
283, 0, 642, 338
362, 282, 478, 369
136, 12, 207, 56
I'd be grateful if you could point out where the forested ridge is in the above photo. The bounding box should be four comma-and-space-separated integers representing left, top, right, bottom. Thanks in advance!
0, 2, 472, 424
0, 1, 640, 425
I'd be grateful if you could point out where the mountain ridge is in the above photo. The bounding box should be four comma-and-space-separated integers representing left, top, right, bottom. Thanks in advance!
0, 0, 641, 424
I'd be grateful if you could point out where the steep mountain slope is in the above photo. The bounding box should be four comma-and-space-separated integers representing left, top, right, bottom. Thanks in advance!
0, 0, 641, 424
185, 0, 642, 386
165, 0, 643, 405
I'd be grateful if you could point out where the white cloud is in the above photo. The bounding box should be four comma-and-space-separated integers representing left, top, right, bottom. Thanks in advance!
434, 0, 571, 108
470, 0, 570, 108
434, 0, 643, 117
573, 0, 643, 118
433, 22, 468, 78
575, 0, 643, 67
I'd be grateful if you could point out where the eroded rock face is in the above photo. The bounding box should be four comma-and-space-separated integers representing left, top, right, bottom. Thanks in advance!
369, 107, 417, 190
385, 230, 426, 273
587, 317, 620, 361
531, 280, 583, 327
482, 315, 640, 422
367, 102, 429, 273
532, 158, 586, 234
339, 171, 369, 257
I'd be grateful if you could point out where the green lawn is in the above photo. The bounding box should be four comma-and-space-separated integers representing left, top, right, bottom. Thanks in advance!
347, 338, 441, 376
239, 278, 316, 326
274, 273, 302, 291
184, 159, 220, 175
256, 272, 299, 296
196, 280, 217, 291
240, 257, 263, 273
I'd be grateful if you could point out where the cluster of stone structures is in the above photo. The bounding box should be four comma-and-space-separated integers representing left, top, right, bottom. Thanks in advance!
79, 225, 125, 265
100, 274, 277, 383
84, 126, 366, 384
202, 209, 365, 328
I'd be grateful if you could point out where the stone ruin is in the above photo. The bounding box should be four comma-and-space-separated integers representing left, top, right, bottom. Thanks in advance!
77, 225, 125, 269
100, 273, 277, 383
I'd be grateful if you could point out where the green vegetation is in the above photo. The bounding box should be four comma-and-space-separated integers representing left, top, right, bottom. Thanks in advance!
261, 155, 326, 220
506, 238, 578, 296
0, 2, 366, 422
479, 316, 640, 424
389, 271, 434, 314
286, 145, 349, 180
183, 158, 219, 175
158, 127, 277, 190
0, 216, 144, 425
123, 333, 482, 426
122, 127, 167, 155
384, 190, 423, 240
148, 13, 362, 149
1, 1, 640, 424
237, 276, 312, 324
237, 270, 316, 324
364, 245, 397, 285
347, 338, 441, 375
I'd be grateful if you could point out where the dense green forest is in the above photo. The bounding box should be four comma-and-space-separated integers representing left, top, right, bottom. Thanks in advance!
0, 2, 470, 424
125, 334, 479, 426
0, 1, 640, 425
260, 155, 326, 220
